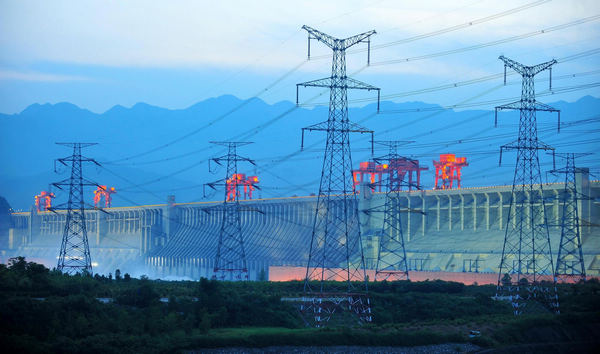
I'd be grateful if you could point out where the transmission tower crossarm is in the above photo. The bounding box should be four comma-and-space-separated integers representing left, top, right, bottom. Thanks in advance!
51, 178, 71, 189
496, 100, 522, 111
495, 100, 521, 126
56, 142, 97, 148
209, 141, 252, 147
213, 156, 255, 165
296, 78, 332, 104
302, 25, 376, 51
499, 55, 526, 74
346, 121, 373, 133
499, 55, 557, 76
501, 139, 553, 151
52, 179, 98, 188
532, 101, 559, 112
300, 121, 328, 150
302, 121, 329, 132
533, 101, 561, 131
345, 77, 379, 91
298, 77, 333, 88
536, 139, 555, 151
530, 59, 558, 76
343, 30, 377, 49
495, 101, 559, 126
302, 25, 338, 49
298, 77, 378, 91
57, 156, 100, 164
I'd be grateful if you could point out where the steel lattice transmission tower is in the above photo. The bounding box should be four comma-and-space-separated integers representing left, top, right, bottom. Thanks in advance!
551, 153, 589, 283
373, 141, 414, 282
52, 143, 101, 275
494, 56, 560, 314
207, 141, 255, 281
296, 25, 380, 326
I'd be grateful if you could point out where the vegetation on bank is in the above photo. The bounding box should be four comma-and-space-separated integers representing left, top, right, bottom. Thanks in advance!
1, 257, 599, 353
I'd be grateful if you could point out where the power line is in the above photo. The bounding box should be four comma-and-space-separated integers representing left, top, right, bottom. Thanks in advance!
370, 14, 600, 66
308, 0, 553, 60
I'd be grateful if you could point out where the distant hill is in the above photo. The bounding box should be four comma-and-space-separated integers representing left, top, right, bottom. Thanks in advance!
1, 95, 599, 210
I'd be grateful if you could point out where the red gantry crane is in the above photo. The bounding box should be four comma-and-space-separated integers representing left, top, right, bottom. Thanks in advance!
226, 174, 259, 201
433, 154, 468, 190
353, 158, 427, 192
93, 185, 116, 208
34, 191, 55, 212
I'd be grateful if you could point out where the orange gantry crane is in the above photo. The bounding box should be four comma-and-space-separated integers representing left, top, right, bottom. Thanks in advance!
353, 158, 427, 192
226, 174, 259, 201
93, 185, 116, 208
34, 191, 55, 211
433, 154, 468, 190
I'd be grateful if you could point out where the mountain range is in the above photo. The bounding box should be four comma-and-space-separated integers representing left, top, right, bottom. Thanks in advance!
1, 95, 599, 210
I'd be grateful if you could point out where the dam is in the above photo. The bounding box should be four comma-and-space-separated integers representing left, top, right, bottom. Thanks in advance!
2, 170, 599, 281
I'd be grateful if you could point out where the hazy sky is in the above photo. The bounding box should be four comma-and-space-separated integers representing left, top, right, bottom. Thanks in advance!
1, 0, 599, 113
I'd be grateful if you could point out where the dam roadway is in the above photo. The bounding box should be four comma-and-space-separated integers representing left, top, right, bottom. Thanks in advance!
2, 172, 599, 281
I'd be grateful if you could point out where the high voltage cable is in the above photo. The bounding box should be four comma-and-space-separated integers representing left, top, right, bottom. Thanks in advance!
369, 14, 600, 66
218, 110, 598, 193
117, 102, 598, 196
375, 82, 600, 114
382, 121, 600, 185
308, 0, 553, 60
347, 65, 600, 105
106, 30, 597, 166
374, 0, 552, 49
108, 115, 598, 200
416, 122, 600, 181
103, 3, 565, 165
105, 13, 598, 165
298, 48, 600, 107
371, 15, 600, 66
297, 66, 599, 154
398, 115, 600, 150
103, 69, 596, 192
341, 114, 599, 156
143, 117, 600, 197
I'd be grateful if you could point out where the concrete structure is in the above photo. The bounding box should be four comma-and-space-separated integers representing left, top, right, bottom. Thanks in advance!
2, 172, 599, 281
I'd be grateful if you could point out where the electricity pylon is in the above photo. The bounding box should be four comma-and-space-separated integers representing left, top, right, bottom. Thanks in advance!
494, 56, 560, 315
373, 141, 414, 282
52, 143, 100, 275
296, 25, 380, 326
551, 153, 589, 283
206, 141, 255, 281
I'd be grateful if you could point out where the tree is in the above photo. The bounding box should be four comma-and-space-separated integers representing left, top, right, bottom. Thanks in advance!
8, 257, 27, 273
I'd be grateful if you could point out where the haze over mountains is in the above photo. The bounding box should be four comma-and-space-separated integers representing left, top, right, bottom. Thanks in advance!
1, 95, 599, 210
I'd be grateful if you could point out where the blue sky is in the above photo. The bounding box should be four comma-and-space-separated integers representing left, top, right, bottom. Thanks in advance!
0, 0, 599, 114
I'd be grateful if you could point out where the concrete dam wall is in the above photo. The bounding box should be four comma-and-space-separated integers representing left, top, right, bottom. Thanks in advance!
2, 174, 598, 281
